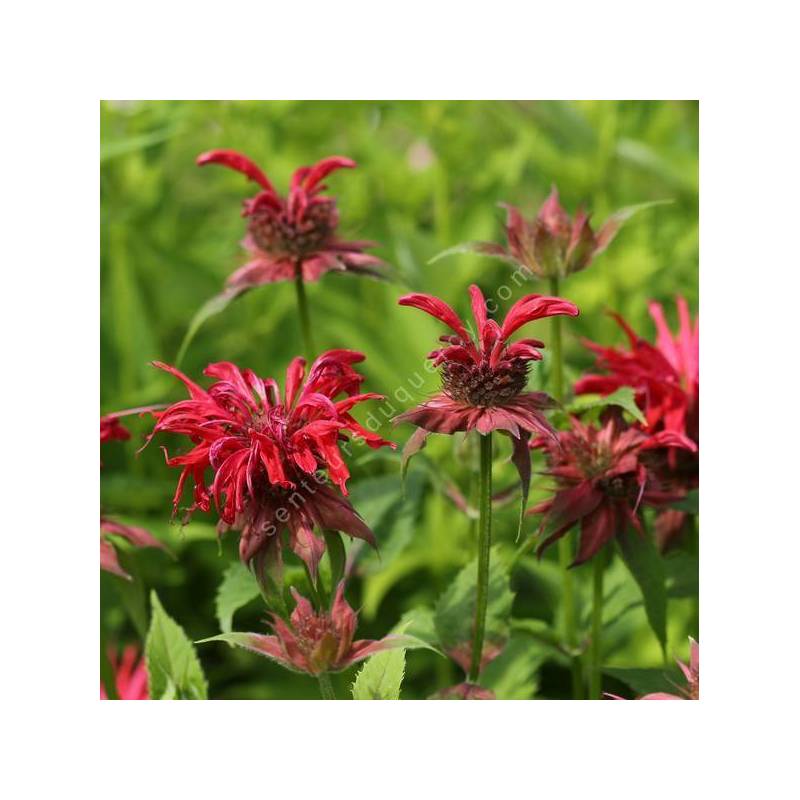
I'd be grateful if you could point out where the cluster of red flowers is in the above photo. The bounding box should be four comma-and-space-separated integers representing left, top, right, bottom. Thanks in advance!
148, 351, 394, 577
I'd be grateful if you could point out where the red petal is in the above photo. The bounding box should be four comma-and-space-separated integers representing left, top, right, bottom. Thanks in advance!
196, 149, 275, 192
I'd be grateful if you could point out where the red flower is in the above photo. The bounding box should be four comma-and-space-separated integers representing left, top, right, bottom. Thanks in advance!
196, 150, 384, 288
575, 297, 699, 441
394, 285, 578, 515
531, 416, 696, 565
100, 414, 131, 444
575, 298, 699, 548
607, 637, 699, 700
219, 583, 410, 676
149, 351, 394, 577
434, 186, 648, 279
100, 412, 165, 580
100, 645, 149, 700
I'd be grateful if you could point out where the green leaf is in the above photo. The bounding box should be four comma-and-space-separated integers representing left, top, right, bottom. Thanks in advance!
480, 633, 548, 699
604, 666, 683, 696
617, 529, 667, 654
351, 646, 406, 700
567, 387, 647, 426
145, 591, 208, 700
215, 562, 260, 635
175, 288, 244, 367
665, 550, 699, 599
434, 548, 514, 670
323, 530, 347, 593
428, 240, 517, 265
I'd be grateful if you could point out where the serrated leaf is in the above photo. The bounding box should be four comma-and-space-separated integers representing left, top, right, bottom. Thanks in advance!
175, 287, 244, 367
617, 529, 667, 654
434, 548, 514, 672
215, 561, 260, 635
351, 621, 416, 700
145, 591, 208, 700
567, 387, 647, 426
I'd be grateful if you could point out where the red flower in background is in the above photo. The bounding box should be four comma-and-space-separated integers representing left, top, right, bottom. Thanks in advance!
575, 297, 699, 440
531, 415, 696, 565
218, 583, 410, 676
100, 413, 165, 580
434, 186, 650, 279
394, 285, 578, 516
575, 298, 699, 548
100, 645, 149, 700
196, 150, 384, 289
431, 682, 496, 700
149, 351, 394, 577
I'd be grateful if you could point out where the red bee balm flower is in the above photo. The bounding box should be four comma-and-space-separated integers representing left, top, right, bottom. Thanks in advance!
575, 297, 699, 441
100, 414, 131, 444
149, 351, 394, 577
100, 645, 149, 700
531, 416, 696, 565
196, 150, 384, 288
211, 583, 412, 676
434, 187, 654, 279
394, 285, 578, 514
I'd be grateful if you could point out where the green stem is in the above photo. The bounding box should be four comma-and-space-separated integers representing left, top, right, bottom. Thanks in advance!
548, 275, 582, 699
317, 672, 337, 700
303, 562, 326, 611
100, 628, 119, 700
589, 554, 605, 699
468, 432, 493, 683
294, 261, 316, 360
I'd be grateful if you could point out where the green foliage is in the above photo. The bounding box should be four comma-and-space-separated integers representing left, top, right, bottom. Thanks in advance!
617, 529, 667, 654
215, 562, 260, 634
145, 591, 208, 699
352, 648, 406, 700
434, 548, 514, 665
566, 386, 647, 426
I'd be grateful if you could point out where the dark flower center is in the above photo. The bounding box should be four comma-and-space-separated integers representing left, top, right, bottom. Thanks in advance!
441, 359, 529, 407
249, 201, 336, 258
597, 474, 639, 499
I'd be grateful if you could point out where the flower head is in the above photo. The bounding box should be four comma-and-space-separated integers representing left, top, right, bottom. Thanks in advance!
394, 285, 578, 525
100, 645, 149, 700
434, 186, 650, 279
148, 351, 394, 576
575, 297, 699, 441
223, 583, 407, 676
575, 298, 698, 549
531, 415, 696, 565
197, 150, 384, 288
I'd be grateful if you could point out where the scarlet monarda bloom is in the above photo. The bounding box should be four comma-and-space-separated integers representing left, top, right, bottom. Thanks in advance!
394, 285, 578, 509
434, 187, 646, 279
576, 297, 699, 441
430, 682, 496, 700
100, 414, 165, 580
100, 645, 149, 700
531, 415, 696, 565
197, 150, 384, 288
576, 298, 699, 548
212, 583, 410, 676
149, 351, 393, 577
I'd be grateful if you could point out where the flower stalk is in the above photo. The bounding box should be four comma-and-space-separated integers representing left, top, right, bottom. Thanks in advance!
468, 431, 493, 682
318, 672, 337, 700
294, 261, 316, 361
589, 551, 605, 699
548, 276, 582, 699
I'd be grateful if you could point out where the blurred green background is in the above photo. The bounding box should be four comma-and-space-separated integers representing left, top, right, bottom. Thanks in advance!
100, 100, 698, 699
